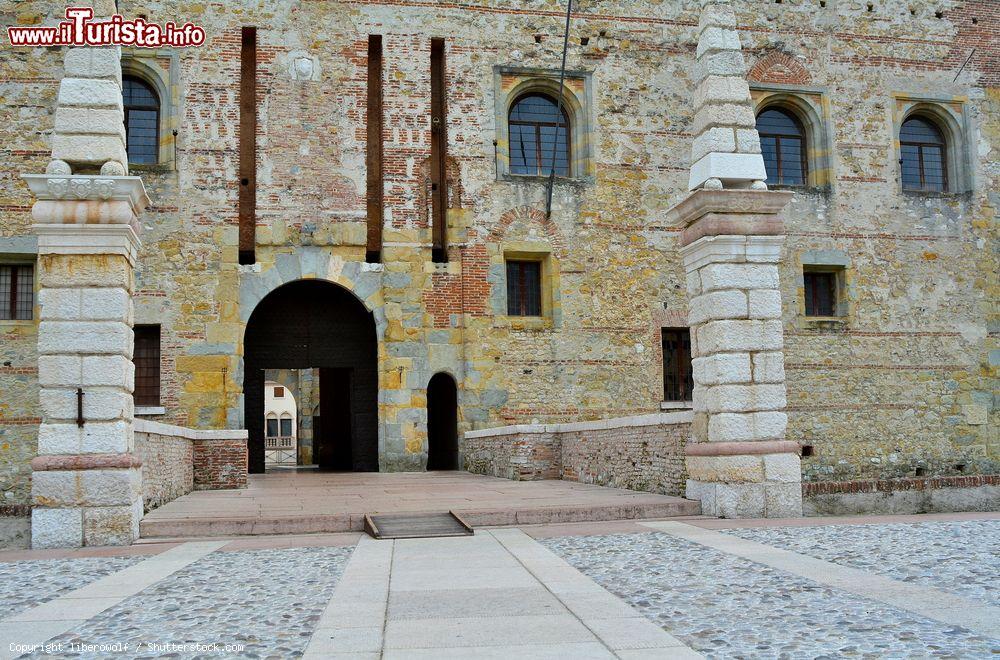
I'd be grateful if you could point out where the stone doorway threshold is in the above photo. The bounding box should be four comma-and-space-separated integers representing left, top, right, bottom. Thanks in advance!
139, 472, 700, 539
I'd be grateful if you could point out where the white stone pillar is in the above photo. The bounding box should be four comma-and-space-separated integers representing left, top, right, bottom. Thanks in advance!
669, 190, 802, 518
22, 33, 149, 547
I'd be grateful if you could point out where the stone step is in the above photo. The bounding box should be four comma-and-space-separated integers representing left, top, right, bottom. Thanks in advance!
138, 499, 701, 539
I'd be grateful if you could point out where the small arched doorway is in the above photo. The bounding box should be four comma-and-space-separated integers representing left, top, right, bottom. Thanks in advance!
244, 280, 378, 473
426, 372, 458, 471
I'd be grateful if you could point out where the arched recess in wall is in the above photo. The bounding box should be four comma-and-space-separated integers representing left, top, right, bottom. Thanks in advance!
426, 372, 459, 471
244, 279, 378, 474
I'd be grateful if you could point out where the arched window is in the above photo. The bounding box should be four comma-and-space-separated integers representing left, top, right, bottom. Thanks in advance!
508, 93, 570, 177
265, 414, 278, 438
900, 116, 946, 192
757, 108, 807, 186
279, 413, 293, 438
122, 76, 160, 164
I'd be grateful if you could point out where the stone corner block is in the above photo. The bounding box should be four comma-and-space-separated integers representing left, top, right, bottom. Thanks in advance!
31, 507, 83, 549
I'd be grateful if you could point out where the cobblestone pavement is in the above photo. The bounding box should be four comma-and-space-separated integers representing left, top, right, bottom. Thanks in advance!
542, 528, 1000, 658
0, 556, 144, 619
25, 546, 352, 659
722, 520, 1000, 608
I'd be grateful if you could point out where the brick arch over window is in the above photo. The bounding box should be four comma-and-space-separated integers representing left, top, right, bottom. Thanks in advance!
748, 51, 811, 86
488, 205, 566, 256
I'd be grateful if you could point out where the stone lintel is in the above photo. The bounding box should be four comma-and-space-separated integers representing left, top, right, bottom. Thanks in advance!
31, 453, 143, 471
666, 188, 792, 241
680, 234, 785, 272
686, 440, 800, 457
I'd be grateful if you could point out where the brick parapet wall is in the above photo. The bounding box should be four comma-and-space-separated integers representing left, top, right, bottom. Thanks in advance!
464, 412, 692, 496
134, 419, 247, 498
135, 429, 194, 511
193, 439, 248, 490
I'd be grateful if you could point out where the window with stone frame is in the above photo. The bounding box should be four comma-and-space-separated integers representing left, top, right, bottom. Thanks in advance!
266, 415, 279, 438
508, 93, 570, 177
662, 328, 693, 402
280, 414, 293, 437
123, 76, 160, 164
803, 270, 837, 317
0, 264, 33, 321
273, 386, 285, 398
505, 259, 543, 316
900, 115, 947, 192
757, 107, 807, 186
133, 324, 161, 406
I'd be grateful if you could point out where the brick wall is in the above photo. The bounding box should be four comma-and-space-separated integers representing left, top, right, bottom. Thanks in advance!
193, 438, 247, 490
464, 412, 692, 497
135, 427, 193, 511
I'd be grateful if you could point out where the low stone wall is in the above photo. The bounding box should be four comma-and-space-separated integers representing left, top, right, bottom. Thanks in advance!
803, 475, 1000, 516
134, 420, 248, 511
464, 412, 692, 496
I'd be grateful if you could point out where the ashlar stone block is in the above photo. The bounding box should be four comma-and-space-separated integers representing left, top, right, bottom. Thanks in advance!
64, 47, 123, 84
748, 289, 782, 319
688, 289, 747, 324
37, 356, 83, 387
751, 351, 786, 383
83, 501, 141, 547
697, 319, 784, 355
31, 507, 83, 549
56, 78, 124, 109
699, 263, 780, 292
694, 75, 753, 110
696, 27, 741, 58
691, 127, 736, 163
703, 383, 787, 413
692, 352, 752, 386
38, 321, 132, 357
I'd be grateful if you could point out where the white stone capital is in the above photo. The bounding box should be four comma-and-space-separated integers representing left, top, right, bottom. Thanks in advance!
34, 223, 141, 263
22, 174, 149, 217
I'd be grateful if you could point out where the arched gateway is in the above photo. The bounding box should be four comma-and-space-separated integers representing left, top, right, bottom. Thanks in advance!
244, 280, 378, 473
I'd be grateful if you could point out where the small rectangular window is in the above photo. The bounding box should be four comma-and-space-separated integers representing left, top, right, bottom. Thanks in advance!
662, 328, 693, 402
506, 260, 542, 316
0, 264, 34, 321
804, 271, 837, 316
280, 417, 293, 437
133, 325, 161, 406
273, 386, 284, 398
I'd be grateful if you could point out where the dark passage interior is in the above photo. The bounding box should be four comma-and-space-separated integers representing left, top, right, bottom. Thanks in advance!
244, 280, 378, 473
426, 372, 458, 471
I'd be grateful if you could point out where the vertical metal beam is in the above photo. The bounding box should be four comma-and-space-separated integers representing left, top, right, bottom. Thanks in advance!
238, 26, 257, 265
366, 35, 384, 263
430, 37, 448, 263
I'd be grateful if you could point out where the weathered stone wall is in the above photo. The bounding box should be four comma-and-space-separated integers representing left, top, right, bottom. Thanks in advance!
803, 475, 1000, 515
135, 423, 194, 511
1, 0, 996, 506
465, 412, 691, 496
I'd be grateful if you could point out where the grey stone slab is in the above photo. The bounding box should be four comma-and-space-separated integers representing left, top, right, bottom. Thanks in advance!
0, 620, 86, 660
7, 597, 123, 622
583, 616, 689, 651
388, 587, 563, 620
390, 566, 538, 591
384, 614, 596, 649
305, 626, 383, 654
617, 648, 704, 660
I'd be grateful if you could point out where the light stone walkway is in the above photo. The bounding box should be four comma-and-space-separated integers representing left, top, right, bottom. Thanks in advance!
0, 541, 225, 660
303, 530, 699, 659
643, 521, 1000, 639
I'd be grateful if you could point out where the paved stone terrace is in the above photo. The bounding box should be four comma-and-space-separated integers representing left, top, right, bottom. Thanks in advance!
139, 471, 700, 538
0, 513, 996, 658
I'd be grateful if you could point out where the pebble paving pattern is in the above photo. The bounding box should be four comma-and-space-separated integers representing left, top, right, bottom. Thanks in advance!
0, 556, 144, 618
543, 531, 1000, 658
28, 546, 352, 659
722, 520, 1000, 607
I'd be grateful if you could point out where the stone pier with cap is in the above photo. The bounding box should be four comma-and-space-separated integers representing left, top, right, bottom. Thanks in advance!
666, 0, 802, 518
22, 28, 150, 547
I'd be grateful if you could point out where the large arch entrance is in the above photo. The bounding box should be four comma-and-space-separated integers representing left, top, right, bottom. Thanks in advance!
244, 280, 378, 473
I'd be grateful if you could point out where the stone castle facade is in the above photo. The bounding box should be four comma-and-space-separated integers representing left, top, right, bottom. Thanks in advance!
1, 0, 997, 535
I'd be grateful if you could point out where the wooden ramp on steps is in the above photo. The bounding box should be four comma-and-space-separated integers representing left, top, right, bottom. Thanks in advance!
364, 511, 474, 539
